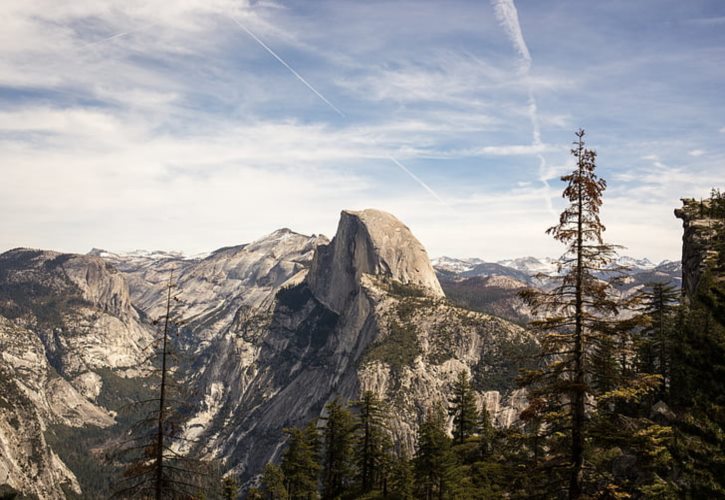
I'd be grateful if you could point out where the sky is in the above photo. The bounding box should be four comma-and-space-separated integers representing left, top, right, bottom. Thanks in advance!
1, 0, 723, 262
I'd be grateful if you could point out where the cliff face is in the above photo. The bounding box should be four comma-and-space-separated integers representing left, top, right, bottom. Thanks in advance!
0, 250, 150, 498
0, 210, 536, 495
308, 209, 444, 313
176, 209, 533, 483
675, 198, 720, 298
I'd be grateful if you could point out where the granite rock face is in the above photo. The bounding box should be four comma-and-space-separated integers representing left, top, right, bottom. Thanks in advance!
675, 198, 720, 299
308, 209, 444, 313
0, 210, 535, 495
0, 250, 147, 499
175, 209, 533, 483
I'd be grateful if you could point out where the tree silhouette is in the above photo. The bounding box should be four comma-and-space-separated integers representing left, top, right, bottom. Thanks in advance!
113, 270, 208, 499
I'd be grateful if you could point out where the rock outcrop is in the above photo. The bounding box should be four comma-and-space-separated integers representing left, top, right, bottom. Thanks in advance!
0, 250, 148, 499
308, 209, 444, 313
175, 209, 532, 484
0, 209, 536, 495
675, 198, 720, 298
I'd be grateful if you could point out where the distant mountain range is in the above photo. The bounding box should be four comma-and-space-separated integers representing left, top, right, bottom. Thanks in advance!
431, 256, 682, 323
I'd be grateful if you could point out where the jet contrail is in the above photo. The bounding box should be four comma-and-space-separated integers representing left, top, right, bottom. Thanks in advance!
490, 0, 556, 217
229, 15, 346, 118
228, 13, 452, 207
388, 156, 451, 208
80, 22, 159, 50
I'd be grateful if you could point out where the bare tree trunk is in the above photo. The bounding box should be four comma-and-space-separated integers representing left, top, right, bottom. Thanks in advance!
570, 138, 585, 500
155, 271, 173, 500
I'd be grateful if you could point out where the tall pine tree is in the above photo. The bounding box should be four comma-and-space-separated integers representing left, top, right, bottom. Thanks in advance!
520, 129, 628, 498
320, 398, 355, 500
448, 371, 480, 445
352, 391, 389, 494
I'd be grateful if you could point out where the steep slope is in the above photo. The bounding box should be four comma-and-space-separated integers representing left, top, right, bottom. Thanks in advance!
0, 249, 153, 498
181, 209, 534, 483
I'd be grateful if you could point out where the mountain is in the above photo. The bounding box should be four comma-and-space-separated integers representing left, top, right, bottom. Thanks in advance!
173, 210, 532, 482
0, 210, 533, 497
434, 255, 682, 323
0, 249, 154, 498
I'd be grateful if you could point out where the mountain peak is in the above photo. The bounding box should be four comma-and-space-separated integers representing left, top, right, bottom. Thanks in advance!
307, 209, 444, 313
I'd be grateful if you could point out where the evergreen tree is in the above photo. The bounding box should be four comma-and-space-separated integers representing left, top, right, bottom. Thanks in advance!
281, 423, 321, 499
520, 129, 634, 498
414, 406, 454, 500
635, 283, 680, 400
221, 476, 240, 500
260, 463, 288, 500
389, 455, 415, 500
320, 398, 355, 500
352, 391, 388, 494
477, 403, 495, 459
448, 371, 480, 445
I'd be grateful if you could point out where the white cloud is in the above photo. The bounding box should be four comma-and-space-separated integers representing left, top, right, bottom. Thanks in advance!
688, 149, 705, 157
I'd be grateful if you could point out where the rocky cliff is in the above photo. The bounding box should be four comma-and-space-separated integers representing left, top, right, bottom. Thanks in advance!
0, 210, 535, 496
0, 250, 153, 498
675, 198, 721, 299
175, 209, 533, 483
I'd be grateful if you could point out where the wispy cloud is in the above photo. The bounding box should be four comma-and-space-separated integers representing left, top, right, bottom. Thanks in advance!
490, 0, 556, 217
490, 0, 531, 70
0, 0, 722, 262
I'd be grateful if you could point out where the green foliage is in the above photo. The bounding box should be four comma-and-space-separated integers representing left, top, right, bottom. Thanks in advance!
448, 371, 479, 445
261, 463, 288, 500
352, 391, 390, 494
389, 457, 415, 500
669, 259, 725, 496
281, 423, 321, 499
320, 399, 355, 499
222, 475, 240, 499
364, 300, 420, 377
413, 406, 455, 500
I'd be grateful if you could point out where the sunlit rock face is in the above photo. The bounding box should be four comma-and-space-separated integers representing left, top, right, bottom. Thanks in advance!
0, 250, 147, 499
176, 209, 533, 484
308, 209, 444, 313
0, 209, 536, 495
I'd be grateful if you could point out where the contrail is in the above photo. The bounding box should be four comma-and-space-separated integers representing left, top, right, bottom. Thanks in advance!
228, 13, 450, 207
80, 22, 159, 50
490, 0, 556, 217
388, 156, 451, 208
229, 15, 346, 118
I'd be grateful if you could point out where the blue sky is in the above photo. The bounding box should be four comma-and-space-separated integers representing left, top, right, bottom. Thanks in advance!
1, 0, 723, 261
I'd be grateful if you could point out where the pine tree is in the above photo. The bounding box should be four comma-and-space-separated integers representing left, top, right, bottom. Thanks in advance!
320, 398, 355, 500
478, 403, 495, 459
352, 391, 388, 494
281, 423, 321, 499
221, 476, 240, 500
389, 455, 415, 500
520, 129, 630, 498
448, 371, 480, 445
635, 283, 680, 400
414, 406, 454, 500
260, 463, 288, 500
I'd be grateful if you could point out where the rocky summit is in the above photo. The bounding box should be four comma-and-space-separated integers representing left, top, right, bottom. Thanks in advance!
0, 209, 533, 497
